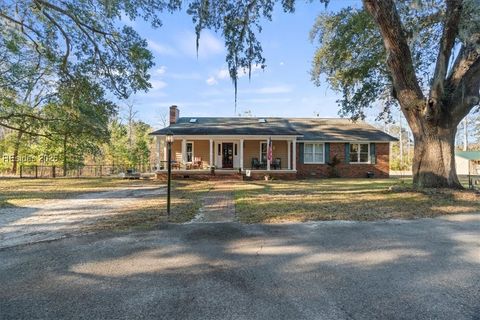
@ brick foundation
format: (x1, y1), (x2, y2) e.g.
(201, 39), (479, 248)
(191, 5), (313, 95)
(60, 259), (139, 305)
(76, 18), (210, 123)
(155, 171), (243, 181)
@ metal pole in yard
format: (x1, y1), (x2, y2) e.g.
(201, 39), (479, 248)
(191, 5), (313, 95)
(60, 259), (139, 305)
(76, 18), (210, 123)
(166, 132), (174, 216)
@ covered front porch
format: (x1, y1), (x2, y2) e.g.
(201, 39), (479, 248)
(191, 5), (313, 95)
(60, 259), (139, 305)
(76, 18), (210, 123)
(154, 135), (298, 173)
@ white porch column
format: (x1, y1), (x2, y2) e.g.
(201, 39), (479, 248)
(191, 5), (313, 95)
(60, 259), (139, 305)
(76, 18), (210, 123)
(209, 139), (213, 167)
(156, 136), (161, 170)
(163, 137), (167, 163)
(287, 140), (291, 170)
(266, 139), (271, 171)
(240, 139), (244, 170)
(181, 139), (187, 166)
(292, 138), (297, 171)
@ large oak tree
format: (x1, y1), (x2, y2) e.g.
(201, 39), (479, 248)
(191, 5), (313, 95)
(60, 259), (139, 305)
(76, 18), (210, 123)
(188, 0), (480, 188)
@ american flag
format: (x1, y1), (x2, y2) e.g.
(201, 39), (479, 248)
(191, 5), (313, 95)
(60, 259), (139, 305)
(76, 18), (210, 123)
(267, 137), (273, 162)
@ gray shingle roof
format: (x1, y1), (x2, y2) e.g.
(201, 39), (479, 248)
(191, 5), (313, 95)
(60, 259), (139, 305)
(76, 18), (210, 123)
(287, 118), (398, 142)
(150, 117), (301, 136)
(150, 117), (397, 142)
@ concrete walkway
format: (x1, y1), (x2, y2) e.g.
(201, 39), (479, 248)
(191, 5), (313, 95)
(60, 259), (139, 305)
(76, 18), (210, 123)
(190, 181), (236, 223)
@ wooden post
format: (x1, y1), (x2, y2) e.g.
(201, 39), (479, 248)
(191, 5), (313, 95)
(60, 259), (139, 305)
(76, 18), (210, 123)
(35, 165), (38, 179)
(287, 140), (291, 170)
(240, 139), (244, 171)
(292, 138), (297, 171)
(52, 166), (56, 178)
(19, 165), (23, 178)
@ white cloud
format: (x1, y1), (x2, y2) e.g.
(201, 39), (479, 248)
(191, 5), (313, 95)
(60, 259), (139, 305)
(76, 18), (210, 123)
(177, 30), (224, 58)
(279, 62), (285, 66)
(150, 79), (167, 90)
(241, 97), (292, 104)
(205, 64), (263, 86)
(240, 85), (293, 95)
(147, 39), (176, 56)
(206, 76), (218, 86)
(155, 66), (167, 75)
(253, 85), (293, 94)
(238, 64), (263, 78)
(216, 68), (230, 80)
(168, 72), (202, 80)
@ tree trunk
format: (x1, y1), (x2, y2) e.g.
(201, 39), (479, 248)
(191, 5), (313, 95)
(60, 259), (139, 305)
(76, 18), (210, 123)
(63, 135), (68, 177)
(412, 125), (462, 189)
(11, 130), (24, 175)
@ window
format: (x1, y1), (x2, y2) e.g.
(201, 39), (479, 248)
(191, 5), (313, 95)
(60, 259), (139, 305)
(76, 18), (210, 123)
(186, 142), (193, 162)
(350, 143), (369, 163)
(218, 144), (221, 156)
(304, 143), (324, 163)
(260, 142), (267, 163)
(234, 143), (238, 156)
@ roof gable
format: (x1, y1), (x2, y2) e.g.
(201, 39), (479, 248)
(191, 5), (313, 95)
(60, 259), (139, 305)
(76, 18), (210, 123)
(287, 118), (397, 142)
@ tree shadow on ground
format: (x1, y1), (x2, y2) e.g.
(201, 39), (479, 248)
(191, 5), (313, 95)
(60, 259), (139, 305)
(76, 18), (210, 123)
(1, 217), (479, 319)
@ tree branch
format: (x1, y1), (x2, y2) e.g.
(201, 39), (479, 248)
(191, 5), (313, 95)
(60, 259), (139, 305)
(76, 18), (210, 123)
(362, 0), (424, 113)
(451, 57), (480, 122)
(430, 0), (462, 105)
(447, 43), (480, 90)
(0, 121), (52, 138)
(36, 5), (71, 71)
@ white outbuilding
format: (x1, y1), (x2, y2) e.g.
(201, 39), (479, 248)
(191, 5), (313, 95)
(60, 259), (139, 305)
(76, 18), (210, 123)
(455, 151), (480, 176)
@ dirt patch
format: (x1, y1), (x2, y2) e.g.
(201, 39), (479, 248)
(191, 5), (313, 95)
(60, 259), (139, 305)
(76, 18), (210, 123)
(0, 185), (166, 249)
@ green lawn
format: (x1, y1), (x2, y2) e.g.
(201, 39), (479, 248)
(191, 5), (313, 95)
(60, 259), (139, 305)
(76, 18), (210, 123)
(234, 178), (480, 223)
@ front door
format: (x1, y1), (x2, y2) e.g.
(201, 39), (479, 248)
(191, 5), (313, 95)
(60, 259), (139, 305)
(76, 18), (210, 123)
(222, 143), (234, 168)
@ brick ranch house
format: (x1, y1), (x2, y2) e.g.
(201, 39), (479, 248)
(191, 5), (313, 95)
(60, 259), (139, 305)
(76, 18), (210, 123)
(151, 106), (397, 180)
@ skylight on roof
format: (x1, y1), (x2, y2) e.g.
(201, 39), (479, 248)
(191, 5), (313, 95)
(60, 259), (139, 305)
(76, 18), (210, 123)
(189, 118), (197, 123)
(258, 118), (266, 123)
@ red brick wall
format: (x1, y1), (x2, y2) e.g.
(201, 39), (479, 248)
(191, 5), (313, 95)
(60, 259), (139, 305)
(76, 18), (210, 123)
(296, 142), (390, 178)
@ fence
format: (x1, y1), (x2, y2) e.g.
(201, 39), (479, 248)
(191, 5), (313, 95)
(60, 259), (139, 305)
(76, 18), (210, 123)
(18, 164), (155, 178)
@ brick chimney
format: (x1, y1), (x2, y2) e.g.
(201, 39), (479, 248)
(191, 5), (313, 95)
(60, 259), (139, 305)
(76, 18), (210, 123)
(169, 105), (179, 125)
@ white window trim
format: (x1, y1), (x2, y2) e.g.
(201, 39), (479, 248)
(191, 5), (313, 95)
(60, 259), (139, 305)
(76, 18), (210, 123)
(303, 143), (325, 164)
(259, 141), (268, 163)
(186, 141), (194, 163)
(349, 142), (370, 164)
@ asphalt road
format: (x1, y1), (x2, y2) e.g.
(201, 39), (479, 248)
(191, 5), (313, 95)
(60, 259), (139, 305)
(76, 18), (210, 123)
(1, 214), (479, 320)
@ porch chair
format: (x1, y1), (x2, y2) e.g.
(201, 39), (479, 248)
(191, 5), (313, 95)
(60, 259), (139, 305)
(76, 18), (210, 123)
(171, 160), (181, 170)
(272, 158), (281, 170)
(251, 158), (261, 169)
(193, 157), (202, 169)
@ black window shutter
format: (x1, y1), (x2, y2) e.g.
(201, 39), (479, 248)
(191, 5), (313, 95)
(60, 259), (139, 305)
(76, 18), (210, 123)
(299, 142), (304, 164)
(344, 143), (350, 164)
(325, 143), (330, 163)
(370, 143), (376, 164)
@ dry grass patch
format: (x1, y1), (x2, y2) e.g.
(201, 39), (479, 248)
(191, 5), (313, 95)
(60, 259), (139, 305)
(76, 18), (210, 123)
(81, 180), (213, 231)
(0, 178), (158, 208)
(0, 178), (212, 230)
(234, 179), (480, 223)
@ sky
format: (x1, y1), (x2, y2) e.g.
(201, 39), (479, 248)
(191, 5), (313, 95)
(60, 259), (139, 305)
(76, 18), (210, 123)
(120, 1), (373, 129)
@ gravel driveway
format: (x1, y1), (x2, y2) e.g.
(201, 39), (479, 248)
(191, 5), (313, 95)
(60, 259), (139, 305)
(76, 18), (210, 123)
(1, 214), (479, 319)
(0, 185), (165, 249)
